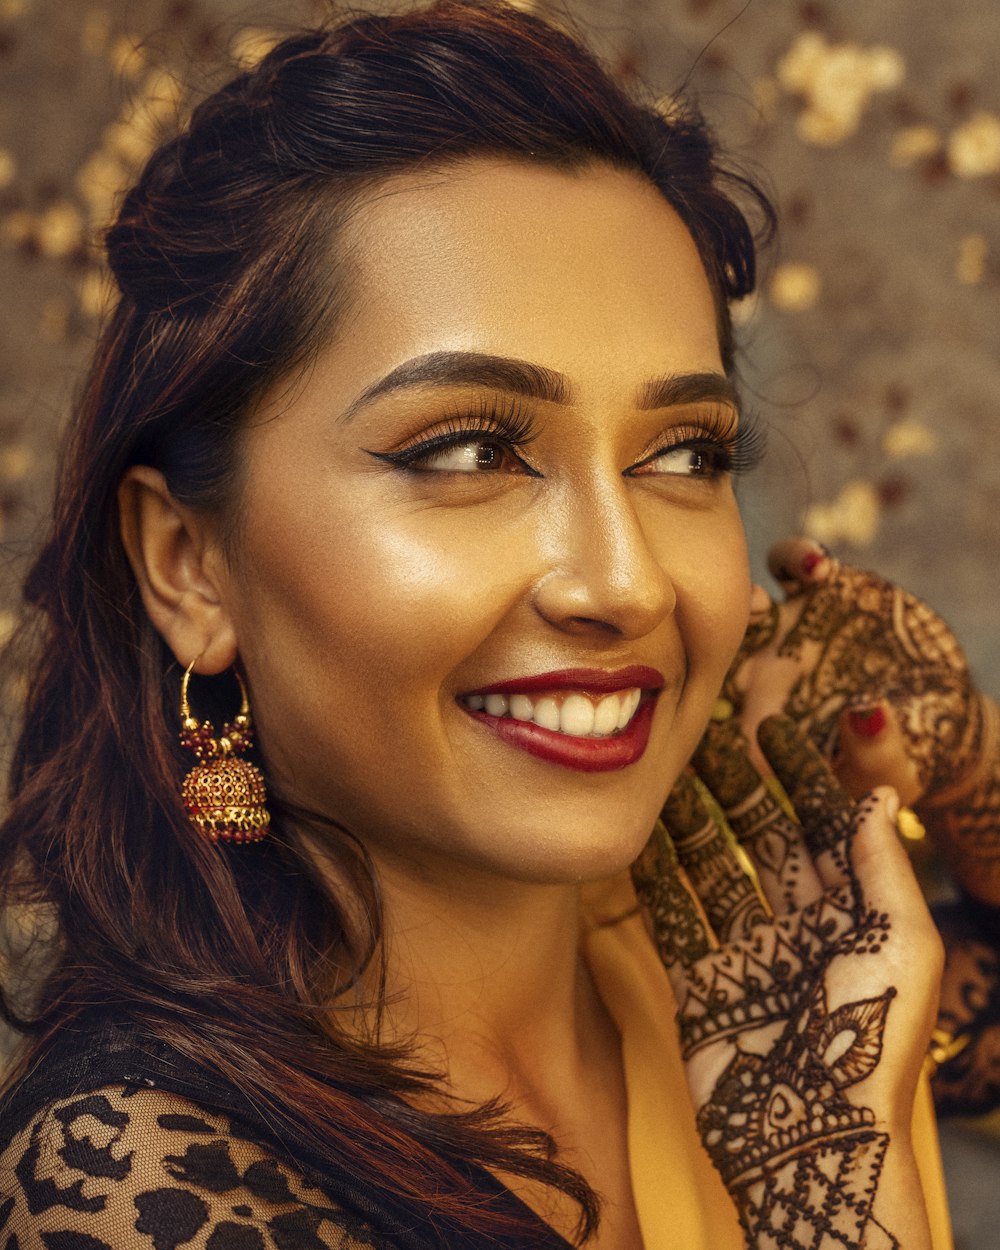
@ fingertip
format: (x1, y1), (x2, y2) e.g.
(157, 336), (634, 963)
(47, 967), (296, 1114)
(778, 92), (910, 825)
(876, 784), (900, 825)
(835, 702), (924, 806)
(845, 702), (888, 740)
(766, 537), (835, 593)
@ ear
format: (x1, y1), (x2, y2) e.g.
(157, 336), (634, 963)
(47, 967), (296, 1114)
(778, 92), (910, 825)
(118, 465), (237, 674)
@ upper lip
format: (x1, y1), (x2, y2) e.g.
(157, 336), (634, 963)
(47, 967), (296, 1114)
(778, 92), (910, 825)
(463, 666), (665, 697)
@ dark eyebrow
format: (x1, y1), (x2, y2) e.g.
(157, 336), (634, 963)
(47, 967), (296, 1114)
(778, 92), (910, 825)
(339, 350), (571, 422)
(637, 372), (739, 412)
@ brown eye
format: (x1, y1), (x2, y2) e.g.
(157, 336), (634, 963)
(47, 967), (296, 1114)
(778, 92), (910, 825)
(412, 438), (520, 472)
(633, 443), (727, 477)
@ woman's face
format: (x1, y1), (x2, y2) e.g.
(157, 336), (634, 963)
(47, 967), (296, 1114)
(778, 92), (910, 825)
(219, 159), (751, 889)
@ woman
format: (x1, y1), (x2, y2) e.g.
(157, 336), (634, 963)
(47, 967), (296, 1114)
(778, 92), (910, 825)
(0, 3), (946, 1247)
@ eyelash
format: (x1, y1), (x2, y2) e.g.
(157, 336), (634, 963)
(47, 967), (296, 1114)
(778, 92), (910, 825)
(364, 396), (539, 472)
(364, 399), (767, 479)
(630, 406), (767, 479)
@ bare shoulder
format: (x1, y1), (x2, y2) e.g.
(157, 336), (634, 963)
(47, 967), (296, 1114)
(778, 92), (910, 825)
(0, 1083), (386, 1249)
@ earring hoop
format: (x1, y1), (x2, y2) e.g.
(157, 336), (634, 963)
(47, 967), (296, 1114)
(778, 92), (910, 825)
(178, 659), (270, 844)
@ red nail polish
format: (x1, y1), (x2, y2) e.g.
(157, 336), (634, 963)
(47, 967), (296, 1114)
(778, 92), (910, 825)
(848, 706), (886, 738)
(801, 552), (823, 576)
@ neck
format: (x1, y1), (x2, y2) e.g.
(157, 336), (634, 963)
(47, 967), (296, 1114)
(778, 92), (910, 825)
(359, 852), (612, 1114)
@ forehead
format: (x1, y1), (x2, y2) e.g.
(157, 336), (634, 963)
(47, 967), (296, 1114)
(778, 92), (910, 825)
(333, 158), (723, 394)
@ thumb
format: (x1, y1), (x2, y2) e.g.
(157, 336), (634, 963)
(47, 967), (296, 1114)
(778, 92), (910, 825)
(834, 700), (923, 807)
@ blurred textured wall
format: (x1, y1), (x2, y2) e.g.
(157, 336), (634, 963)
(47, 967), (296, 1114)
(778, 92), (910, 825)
(0, 0), (998, 696)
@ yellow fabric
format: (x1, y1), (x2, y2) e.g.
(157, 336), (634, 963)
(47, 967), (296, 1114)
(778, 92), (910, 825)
(580, 873), (955, 1250)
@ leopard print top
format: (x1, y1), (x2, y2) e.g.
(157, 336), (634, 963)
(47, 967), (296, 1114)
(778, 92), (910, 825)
(1, 1083), (388, 1250)
(0, 1016), (571, 1250)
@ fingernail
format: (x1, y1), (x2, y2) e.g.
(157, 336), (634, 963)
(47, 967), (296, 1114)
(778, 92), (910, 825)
(800, 542), (830, 578)
(884, 789), (900, 823)
(848, 705), (887, 738)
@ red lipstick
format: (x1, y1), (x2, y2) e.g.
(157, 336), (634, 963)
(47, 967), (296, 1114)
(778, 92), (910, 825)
(460, 667), (664, 773)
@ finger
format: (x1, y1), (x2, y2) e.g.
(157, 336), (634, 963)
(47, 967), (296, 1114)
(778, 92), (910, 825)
(631, 819), (713, 989)
(834, 699), (923, 806)
(757, 714), (857, 888)
(660, 769), (770, 941)
(767, 536), (837, 597)
(691, 717), (824, 913)
(848, 787), (943, 1027)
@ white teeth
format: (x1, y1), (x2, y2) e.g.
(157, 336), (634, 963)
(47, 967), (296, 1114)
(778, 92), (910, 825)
(616, 689), (640, 729)
(532, 696), (561, 732)
(509, 693), (534, 721)
(463, 687), (644, 738)
(592, 693), (621, 736)
(560, 693), (595, 737)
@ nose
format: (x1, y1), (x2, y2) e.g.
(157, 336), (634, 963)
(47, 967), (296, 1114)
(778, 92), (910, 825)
(532, 477), (677, 639)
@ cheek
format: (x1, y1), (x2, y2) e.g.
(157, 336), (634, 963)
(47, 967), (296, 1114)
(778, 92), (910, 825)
(231, 484), (529, 722)
(672, 508), (751, 681)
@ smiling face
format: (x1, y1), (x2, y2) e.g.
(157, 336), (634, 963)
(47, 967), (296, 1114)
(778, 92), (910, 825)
(216, 159), (753, 889)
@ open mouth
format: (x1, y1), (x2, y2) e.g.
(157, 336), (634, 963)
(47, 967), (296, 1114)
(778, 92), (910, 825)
(459, 688), (642, 739)
(457, 667), (663, 772)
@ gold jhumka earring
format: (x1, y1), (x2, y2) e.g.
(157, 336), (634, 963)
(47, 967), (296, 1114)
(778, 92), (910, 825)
(178, 660), (270, 844)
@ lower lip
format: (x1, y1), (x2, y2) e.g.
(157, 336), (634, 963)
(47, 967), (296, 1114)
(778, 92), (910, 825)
(462, 695), (657, 773)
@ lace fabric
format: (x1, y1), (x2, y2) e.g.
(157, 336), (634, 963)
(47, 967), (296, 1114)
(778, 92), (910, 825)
(1, 1083), (388, 1250)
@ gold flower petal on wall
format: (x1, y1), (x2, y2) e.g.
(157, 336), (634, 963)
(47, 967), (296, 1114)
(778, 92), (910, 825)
(804, 480), (882, 548)
(777, 32), (905, 148)
(769, 262), (821, 313)
(890, 125), (942, 169)
(948, 112), (1000, 177)
(882, 420), (939, 460)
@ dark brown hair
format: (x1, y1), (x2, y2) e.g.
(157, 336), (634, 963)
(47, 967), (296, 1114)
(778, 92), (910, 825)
(0, 2), (772, 1241)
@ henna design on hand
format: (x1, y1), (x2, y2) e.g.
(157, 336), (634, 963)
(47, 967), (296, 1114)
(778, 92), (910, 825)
(930, 902), (1000, 1117)
(661, 770), (770, 941)
(692, 719), (815, 913)
(725, 543), (1000, 902)
(634, 718), (900, 1248)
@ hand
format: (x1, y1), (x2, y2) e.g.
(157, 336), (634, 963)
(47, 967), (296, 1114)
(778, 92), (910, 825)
(724, 537), (1000, 904)
(632, 715), (942, 1249)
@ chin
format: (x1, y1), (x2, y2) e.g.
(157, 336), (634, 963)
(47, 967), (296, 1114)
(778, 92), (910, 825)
(495, 808), (663, 886)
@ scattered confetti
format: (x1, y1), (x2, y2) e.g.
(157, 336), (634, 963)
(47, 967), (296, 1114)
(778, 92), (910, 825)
(882, 419), (938, 459)
(769, 262), (821, 312)
(804, 479), (881, 547)
(890, 125), (941, 169)
(777, 32), (904, 147)
(956, 233), (988, 285)
(948, 111), (1000, 177)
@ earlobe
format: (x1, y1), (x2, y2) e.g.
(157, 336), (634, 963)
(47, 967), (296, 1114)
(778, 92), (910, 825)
(118, 465), (237, 674)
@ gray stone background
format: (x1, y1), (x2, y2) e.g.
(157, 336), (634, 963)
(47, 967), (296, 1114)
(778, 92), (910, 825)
(0, 0), (998, 1243)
